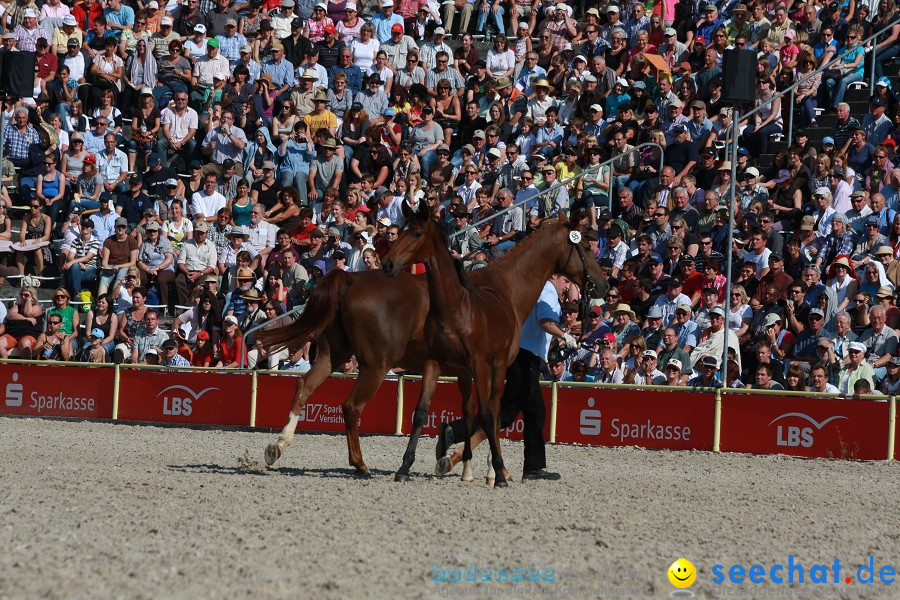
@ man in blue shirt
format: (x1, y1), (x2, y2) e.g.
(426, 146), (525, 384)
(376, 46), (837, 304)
(515, 51), (547, 98)
(372, 0), (404, 43)
(435, 274), (578, 481)
(103, 0), (134, 38)
(329, 47), (364, 93)
(262, 42), (296, 96)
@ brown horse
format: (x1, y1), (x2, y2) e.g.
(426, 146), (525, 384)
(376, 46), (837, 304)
(382, 204), (607, 486)
(256, 216), (607, 478)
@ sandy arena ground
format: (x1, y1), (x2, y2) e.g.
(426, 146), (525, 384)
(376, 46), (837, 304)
(2, 416), (900, 600)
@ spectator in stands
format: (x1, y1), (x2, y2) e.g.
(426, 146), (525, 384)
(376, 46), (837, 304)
(131, 309), (169, 363)
(176, 221), (217, 305)
(688, 355), (723, 389)
(0, 287), (44, 359)
(16, 199), (53, 277)
(216, 314), (245, 367)
(159, 337), (190, 368)
(84, 293), (117, 358)
(99, 217), (139, 295)
(137, 221), (176, 316)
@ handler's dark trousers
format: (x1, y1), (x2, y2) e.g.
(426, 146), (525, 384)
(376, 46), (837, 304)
(446, 348), (547, 473)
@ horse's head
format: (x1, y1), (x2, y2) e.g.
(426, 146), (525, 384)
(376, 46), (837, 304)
(382, 199), (437, 277)
(549, 213), (609, 300)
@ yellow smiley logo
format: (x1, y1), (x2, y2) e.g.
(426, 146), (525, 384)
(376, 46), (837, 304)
(668, 558), (697, 589)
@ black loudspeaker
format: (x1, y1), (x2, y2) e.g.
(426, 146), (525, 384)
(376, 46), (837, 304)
(722, 49), (756, 104)
(0, 51), (37, 99)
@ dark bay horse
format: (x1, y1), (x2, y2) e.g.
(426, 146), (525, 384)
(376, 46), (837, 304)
(382, 204), (607, 486)
(256, 216), (607, 478)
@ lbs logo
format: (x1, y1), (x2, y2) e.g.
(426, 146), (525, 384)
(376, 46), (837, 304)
(771, 412), (847, 448)
(159, 385), (219, 416)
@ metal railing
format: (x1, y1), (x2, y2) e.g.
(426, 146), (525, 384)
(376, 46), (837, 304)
(778, 15), (900, 148)
(450, 143), (665, 240)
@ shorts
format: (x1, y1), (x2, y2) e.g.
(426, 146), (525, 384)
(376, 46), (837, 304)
(2, 334), (36, 349)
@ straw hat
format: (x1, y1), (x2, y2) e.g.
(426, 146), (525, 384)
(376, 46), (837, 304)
(612, 303), (636, 320)
(533, 78), (554, 92)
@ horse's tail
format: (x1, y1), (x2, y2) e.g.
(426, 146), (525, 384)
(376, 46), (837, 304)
(255, 269), (352, 352)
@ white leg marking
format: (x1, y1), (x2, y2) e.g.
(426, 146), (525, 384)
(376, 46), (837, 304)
(461, 460), (474, 482)
(280, 412), (300, 448)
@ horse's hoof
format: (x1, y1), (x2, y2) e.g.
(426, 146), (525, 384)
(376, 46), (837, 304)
(354, 468), (372, 478)
(394, 473), (410, 482)
(486, 477), (495, 487)
(494, 480), (509, 489)
(264, 444), (281, 466)
(434, 456), (452, 476)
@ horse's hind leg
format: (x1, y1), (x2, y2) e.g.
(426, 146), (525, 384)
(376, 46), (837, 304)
(265, 351), (333, 466)
(342, 366), (387, 477)
(460, 373), (478, 483)
(395, 359), (439, 482)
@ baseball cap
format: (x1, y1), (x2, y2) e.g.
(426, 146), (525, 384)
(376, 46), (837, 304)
(701, 355), (719, 368)
(391, 23), (403, 33)
(823, 137), (835, 146)
(90, 328), (105, 339)
(224, 315), (239, 326)
(194, 23), (207, 33)
(194, 221), (209, 232)
(666, 358), (682, 371)
(207, 39), (219, 48)
(642, 349), (658, 359)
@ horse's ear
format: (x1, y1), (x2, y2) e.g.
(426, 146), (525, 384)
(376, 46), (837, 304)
(417, 196), (431, 220)
(558, 210), (568, 225)
(402, 199), (414, 222)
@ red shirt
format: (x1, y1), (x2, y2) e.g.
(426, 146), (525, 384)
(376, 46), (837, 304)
(291, 222), (316, 244)
(681, 271), (706, 300)
(218, 336), (246, 366)
(37, 52), (57, 81)
(191, 346), (215, 367)
(72, 3), (103, 30)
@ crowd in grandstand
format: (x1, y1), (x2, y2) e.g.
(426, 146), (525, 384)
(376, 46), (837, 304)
(0, 0), (899, 391)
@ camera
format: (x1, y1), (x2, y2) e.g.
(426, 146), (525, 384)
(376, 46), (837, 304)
(581, 341), (594, 350)
(777, 299), (788, 308)
(327, 235), (337, 244)
(220, 126), (228, 134)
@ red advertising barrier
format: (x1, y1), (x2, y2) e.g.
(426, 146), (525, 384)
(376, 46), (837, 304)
(0, 363), (114, 419)
(117, 369), (252, 426)
(554, 387), (716, 449)
(255, 374), (398, 434)
(720, 393), (890, 460)
(399, 378), (551, 441)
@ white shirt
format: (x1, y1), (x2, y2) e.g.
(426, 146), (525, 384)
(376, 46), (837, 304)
(96, 148), (129, 184)
(161, 106), (199, 145)
(191, 190), (227, 220)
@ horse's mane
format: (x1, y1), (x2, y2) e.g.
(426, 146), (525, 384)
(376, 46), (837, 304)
(481, 220), (567, 273)
(435, 216), (475, 290)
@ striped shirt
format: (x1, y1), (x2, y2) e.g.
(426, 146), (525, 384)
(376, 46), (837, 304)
(69, 236), (102, 269)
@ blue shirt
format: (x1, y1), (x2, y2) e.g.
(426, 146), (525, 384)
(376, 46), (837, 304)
(516, 65), (547, 97)
(686, 118), (713, 143)
(519, 281), (560, 359)
(372, 12), (404, 43)
(329, 64), (364, 93)
(262, 57), (296, 89)
(104, 5), (135, 33)
(216, 32), (247, 66)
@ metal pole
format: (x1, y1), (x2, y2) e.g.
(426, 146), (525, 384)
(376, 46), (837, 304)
(713, 388), (722, 452)
(549, 381), (558, 443)
(720, 103), (739, 385)
(787, 88), (795, 148)
(870, 40), (878, 90)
